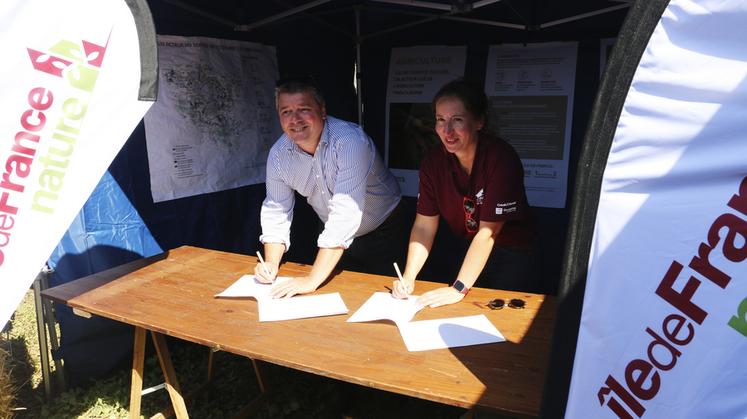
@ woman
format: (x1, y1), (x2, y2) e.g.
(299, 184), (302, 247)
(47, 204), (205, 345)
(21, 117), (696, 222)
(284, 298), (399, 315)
(392, 80), (537, 307)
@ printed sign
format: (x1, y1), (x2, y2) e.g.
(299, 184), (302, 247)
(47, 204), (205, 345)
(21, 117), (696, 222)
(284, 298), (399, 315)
(0, 0), (155, 328)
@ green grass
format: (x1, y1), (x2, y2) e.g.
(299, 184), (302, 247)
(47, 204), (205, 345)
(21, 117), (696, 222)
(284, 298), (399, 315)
(2, 290), (516, 418)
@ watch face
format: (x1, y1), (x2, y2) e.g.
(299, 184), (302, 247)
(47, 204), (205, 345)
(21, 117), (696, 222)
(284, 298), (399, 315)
(453, 280), (466, 292)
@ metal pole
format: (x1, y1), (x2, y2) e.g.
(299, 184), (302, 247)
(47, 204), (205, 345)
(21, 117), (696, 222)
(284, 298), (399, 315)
(39, 265), (65, 391)
(32, 271), (51, 398)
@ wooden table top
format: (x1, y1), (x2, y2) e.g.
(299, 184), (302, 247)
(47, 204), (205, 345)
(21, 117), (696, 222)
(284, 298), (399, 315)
(42, 245), (556, 418)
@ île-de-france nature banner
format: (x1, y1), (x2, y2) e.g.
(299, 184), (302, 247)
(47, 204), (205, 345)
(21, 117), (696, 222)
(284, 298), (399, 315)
(0, 0), (156, 329)
(563, 0), (747, 418)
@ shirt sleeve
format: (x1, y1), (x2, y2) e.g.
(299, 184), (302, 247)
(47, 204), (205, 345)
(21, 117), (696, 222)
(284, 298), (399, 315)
(479, 143), (526, 223)
(316, 131), (371, 249)
(259, 147), (295, 250)
(416, 152), (440, 216)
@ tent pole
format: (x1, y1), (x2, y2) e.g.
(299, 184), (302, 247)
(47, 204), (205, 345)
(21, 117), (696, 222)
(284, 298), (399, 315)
(160, 0), (237, 28)
(355, 6), (363, 126)
(235, 0), (332, 32)
(33, 271), (52, 398)
(539, 4), (630, 29)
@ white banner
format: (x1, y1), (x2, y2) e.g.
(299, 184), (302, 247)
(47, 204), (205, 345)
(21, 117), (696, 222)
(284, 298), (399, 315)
(0, 0), (155, 328)
(384, 46), (466, 197)
(484, 42), (577, 208)
(144, 35), (280, 203)
(567, 1), (747, 418)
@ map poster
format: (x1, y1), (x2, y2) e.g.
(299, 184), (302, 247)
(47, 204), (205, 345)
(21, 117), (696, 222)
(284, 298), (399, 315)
(485, 42), (578, 208)
(144, 35), (280, 202)
(385, 46), (466, 197)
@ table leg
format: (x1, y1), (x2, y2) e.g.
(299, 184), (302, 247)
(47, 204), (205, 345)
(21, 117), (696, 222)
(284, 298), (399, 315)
(129, 327), (146, 419)
(151, 331), (190, 419)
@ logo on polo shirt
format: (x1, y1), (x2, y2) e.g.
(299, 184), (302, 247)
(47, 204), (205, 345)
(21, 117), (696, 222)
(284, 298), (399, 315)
(495, 201), (517, 215)
(475, 188), (484, 205)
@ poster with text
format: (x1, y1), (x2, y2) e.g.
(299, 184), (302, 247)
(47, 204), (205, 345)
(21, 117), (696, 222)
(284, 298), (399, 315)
(144, 35), (280, 202)
(385, 46), (466, 196)
(484, 42), (578, 208)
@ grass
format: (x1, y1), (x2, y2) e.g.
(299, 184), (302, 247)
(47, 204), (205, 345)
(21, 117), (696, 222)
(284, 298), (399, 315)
(0, 347), (15, 419)
(2, 290), (516, 419)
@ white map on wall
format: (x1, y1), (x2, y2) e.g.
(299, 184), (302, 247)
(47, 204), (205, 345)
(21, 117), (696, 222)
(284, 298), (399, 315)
(144, 35), (280, 202)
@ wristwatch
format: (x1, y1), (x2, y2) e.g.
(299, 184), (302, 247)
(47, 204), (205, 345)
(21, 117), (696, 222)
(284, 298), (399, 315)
(452, 280), (470, 295)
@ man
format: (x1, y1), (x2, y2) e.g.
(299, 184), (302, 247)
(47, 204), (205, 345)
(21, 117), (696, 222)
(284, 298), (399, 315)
(254, 76), (405, 298)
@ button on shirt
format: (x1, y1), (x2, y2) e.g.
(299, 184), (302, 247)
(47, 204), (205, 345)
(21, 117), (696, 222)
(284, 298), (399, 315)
(260, 116), (401, 250)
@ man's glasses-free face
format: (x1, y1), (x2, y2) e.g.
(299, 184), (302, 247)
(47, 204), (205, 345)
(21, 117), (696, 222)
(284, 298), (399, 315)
(488, 298), (526, 310)
(463, 197), (477, 233)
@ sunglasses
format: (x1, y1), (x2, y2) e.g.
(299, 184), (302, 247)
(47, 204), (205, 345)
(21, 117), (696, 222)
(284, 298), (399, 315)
(487, 298), (525, 310)
(463, 197), (477, 233)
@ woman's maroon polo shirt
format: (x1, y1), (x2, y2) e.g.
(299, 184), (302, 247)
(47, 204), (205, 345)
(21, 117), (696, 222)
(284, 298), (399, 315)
(416, 135), (534, 249)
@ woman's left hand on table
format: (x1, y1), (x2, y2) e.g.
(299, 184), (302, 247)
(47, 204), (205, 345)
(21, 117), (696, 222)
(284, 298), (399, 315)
(416, 286), (465, 308)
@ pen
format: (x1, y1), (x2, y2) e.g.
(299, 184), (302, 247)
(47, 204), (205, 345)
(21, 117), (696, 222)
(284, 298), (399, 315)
(256, 251), (271, 280)
(393, 262), (409, 298)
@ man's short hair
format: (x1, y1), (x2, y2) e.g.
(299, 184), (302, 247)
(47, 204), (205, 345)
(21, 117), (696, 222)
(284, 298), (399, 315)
(275, 75), (325, 108)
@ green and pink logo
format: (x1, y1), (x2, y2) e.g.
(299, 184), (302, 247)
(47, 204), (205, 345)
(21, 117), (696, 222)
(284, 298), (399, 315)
(27, 34), (110, 92)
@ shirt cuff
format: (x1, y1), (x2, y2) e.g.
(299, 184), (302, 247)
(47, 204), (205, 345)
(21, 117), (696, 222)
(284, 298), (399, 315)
(317, 230), (355, 249)
(259, 234), (291, 251)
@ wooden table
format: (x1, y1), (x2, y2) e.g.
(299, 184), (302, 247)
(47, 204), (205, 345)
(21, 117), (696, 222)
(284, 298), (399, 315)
(42, 245), (556, 418)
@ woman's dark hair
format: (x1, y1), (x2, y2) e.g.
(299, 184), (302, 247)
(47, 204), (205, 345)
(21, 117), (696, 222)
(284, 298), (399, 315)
(432, 79), (488, 120)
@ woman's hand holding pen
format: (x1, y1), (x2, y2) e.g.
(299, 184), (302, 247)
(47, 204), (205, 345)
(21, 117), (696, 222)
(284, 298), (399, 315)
(391, 279), (414, 299)
(391, 262), (414, 299)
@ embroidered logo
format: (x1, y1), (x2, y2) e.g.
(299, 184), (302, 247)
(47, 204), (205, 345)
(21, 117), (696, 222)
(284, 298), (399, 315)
(475, 188), (484, 206)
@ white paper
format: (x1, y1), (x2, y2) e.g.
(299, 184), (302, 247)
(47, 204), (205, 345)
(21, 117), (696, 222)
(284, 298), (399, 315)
(215, 275), (348, 322)
(214, 274), (291, 299)
(347, 292), (423, 326)
(399, 315), (505, 352)
(257, 293), (348, 322)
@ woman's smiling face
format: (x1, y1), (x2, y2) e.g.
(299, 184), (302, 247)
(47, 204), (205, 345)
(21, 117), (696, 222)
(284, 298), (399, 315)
(434, 96), (484, 156)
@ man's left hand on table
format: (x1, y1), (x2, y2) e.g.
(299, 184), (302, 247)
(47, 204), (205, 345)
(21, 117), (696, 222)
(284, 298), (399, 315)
(269, 276), (322, 298)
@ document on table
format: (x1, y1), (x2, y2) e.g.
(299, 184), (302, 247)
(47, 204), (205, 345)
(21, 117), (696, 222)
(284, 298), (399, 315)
(399, 314), (505, 352)
(214, 274), (291, 299)
(347, 292), (423, 326)
(215, 275), (349, 322)
(257, 293), (348, 322)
